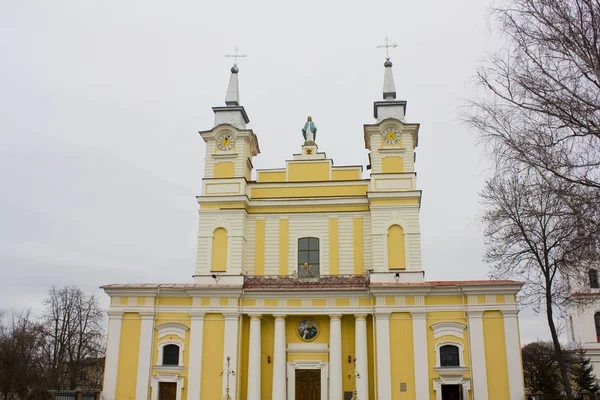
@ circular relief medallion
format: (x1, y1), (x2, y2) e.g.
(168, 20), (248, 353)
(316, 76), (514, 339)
(297, 318), (319, 342)
(381, 127), (400, 145)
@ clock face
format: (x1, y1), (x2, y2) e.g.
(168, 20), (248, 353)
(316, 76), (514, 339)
(382, 128), (400, 145)
(216, 133), (235, 151)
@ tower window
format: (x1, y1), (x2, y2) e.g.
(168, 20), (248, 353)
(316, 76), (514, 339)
(162, 344), (180, 366)
(590, 269), (599, 289)
(298, 237), (319, 277)
(439, 345), (460, 367)
(595, 313), (600, 343)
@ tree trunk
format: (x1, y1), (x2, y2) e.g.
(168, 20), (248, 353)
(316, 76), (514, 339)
(546, 285), (574, 400)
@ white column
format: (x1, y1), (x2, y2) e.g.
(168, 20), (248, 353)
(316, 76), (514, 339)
(503, 310), (524, 399)
(102, 311), (123, 400)
(355, 314), (369, 400)
(247, 314), (262, 400)
(468, 311), (489, 400)
(187, 312), (206, 400)
(136, 312), (155, 400)
(411, 311), (429, 400)
(222, 313), (241, 399)
(329, 314), (343, 400)
(272, 314), (287, 399)
(375, 312), (391, 399)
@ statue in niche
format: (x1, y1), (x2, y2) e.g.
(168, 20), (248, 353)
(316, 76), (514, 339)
(302, 116), (317, 145)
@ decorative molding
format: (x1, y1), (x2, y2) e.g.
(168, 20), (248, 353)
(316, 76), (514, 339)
(434, 341), (465, 368)
(431, 322), (466, 340)
(150, 374), (184, 400)
(286, 360), (328, 400)
(157, 340), (185, 367)
(156, 323), (189, 340)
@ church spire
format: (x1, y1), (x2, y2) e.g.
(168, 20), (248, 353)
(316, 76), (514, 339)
(373, 37), (406, 122)
(382, 58), (396, 100)
(212, 48), (250, 129)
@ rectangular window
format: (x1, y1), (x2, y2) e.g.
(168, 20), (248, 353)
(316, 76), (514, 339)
(298, 237), (319, 277)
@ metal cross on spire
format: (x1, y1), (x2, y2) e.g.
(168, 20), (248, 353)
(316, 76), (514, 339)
(224, 46), (247, 66)
(376, 36), (398, 59)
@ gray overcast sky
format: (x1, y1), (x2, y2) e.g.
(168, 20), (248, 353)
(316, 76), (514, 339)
(0, 0), (550, 343)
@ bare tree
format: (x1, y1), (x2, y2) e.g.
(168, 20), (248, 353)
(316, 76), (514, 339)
(481, 169), (595, 399)
(0, 309), (48, 400)
(467, 0), (600, 190)
(41, 286), (105, 390)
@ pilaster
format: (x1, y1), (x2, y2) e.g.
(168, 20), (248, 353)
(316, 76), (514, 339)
(272, 314), (287, 399)
(375, 312), (392, 399)
(247, 314), (262, 400)
(222, 313), (240, 398)
(355, 314), (369, 400)
(503, 310), (525, 399)
(411, 311), (429, 399)
(329, 314), (343, 400)
(467, 310), (489, 400)
(102, 311), (123, 400)
(187, 312), (206, 400)
(135, 312), (155, 400)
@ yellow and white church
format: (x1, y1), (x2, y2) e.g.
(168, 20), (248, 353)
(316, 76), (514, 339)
(101, 56), (525, 400)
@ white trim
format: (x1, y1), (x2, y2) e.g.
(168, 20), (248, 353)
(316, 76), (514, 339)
(431, 321), (466, 340)
(156, 322), (189, 340)
(375, 313), (392, 399)
(412, 311), (429, 399)
(157, 340), (185, 367)
(434, 341), (465, 368)
(503, 310), (525, 399)
(135, 314), (155, 400)
(433, 375), (471, 400)
(467, 311), (489, 400)
(102, 312), (123, 400)
(286, 360), (329, 400)
(150, 374), (184, 400)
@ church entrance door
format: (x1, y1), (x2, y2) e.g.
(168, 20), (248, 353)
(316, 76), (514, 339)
(295, 369), (321, 400)
(159, 382), (177, 400)
(441, 384), (463, 400)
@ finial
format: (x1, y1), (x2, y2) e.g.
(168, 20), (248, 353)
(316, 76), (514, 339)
(384, 58), (393, 68)
(231, 65), (239, 74)
(224, 46), (247, 67)
(377, 36), (398, 60)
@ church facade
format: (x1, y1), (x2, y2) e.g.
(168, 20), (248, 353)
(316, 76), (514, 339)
(101, 57), (525, 400)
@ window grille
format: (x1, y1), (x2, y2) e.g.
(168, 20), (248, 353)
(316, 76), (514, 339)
(439, 345), (460, 367)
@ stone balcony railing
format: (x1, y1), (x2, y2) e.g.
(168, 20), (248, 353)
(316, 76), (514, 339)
(243, 274), (370, 289)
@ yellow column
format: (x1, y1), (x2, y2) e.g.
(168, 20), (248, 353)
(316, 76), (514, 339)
(255, 219), (265, 275)
(329, 217), (339, 275)
(279, 218), (289, 275)
(353, 217), (364, 274)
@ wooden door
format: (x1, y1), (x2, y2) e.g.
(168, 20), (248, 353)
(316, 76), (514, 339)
(295, 369), (321, 400)
(159, 382), (177, 400)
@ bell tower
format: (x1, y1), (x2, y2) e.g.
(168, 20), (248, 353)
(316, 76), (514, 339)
(363, 40), (423, 277)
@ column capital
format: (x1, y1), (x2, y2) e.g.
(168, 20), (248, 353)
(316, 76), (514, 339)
(189, 311), (206, 320)
(467, 310), (484, 319)
(273, 314), (287, 320)
(374, 312), (390, 320)
(410, 311), (427, 319)
(329, 314), (342, 320)
(139, 311), (155, 320)
(354, 313), (368, 320)
(248, 313), (262, 320)
(107, 310), (124, 319)
(501, 309), (519, 318)
(223, 312), (241, 321)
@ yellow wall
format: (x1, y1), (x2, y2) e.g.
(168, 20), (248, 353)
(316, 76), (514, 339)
(390, 313), (415, 399)
(483, 311), (509, 399)
(214, 162), (235, 178)
(341, 316), (357, 394)
(329, 218), (339, 275)
(211, 227), (228, 272)
(261, 316), (275, 400)
(116, 313), (141, 400)
(201, 314), (225, 399)
(332, 169), (361, 181)
(382, 156), (404, 173)
(279, 218), (288, 275)
(387, 225), (406, 269)
(251, 184), (368, 199)
(353, 217), (364, 274)
(239, 315), (250, 400)
(255, 219), (265, 275)
(288, 162), (330, 182)
(258, 171), (286, 182)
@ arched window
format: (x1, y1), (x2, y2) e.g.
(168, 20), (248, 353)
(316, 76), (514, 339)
(162, 344), (180, 366)
(298, 237), (319, 277)
(211, 227), (228, 272)
(590, 269), (599, 289)
(439, 345), (460, 367)
(595, 313), (600, 343)
(387, 224), (406, 270)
